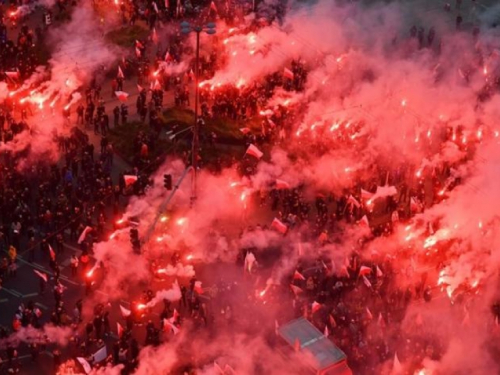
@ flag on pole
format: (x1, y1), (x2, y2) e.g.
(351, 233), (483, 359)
(210, 1), (217, 12)
(362, 275), (372, 288)
(290, 284), (303, 296)
(135, 40), (144, 49)
(117, 322), (124, 338)
(377, 313), (385, 328)
(124, 175), (138, 187)
(347, 195), (360, 208)
(49, 245), (56, 261)
(153, 79), (162, 91)
(5, 71), (20, 79)
(115, 91), (129, 102)
(376, 266), (383, 277)
(137, 84), (144, 92)
(135, 47), (141, 58)
(410, 197), (420, 212)
(152, 1), (159, 13)
(214, 361), (224, 374)
(366, 307), (373, 320)
(275, 179), (290, 189)
(293, 270), (306, 280)
(359, 215), (370, 227)
(283, 67), (294, 80)
(224, 365), (236, 374)
(78, 226), (92, 244)
(271, 218), (288, 234)
(76, 357), (92, 374)
(244, 252), (256, 273)
(171, 308), (180, 322)
(338, 265), (350, 277)
(361, 189), (373, 200)
(393, 353), (403, 374)
(329, 314), (337, 327)
(194, 281), (203, 294)
(275, 320), (279, 335)
(312, 301), (321, 313)
(34, 270), (48, 282)
(117, 66), (124, 78)
(92, 345), (107, 363)
(164, 319), (180, 335)
(245, 144), (263, 159)
(165, 51), (172, 62)
(324, 325), (329, 337)
(151, 28), (159, 44)
(359, 265), (371, 276)
(120, 305), (131, 317)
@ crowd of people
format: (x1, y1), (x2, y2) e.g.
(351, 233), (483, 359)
(0, 0), (499, 374)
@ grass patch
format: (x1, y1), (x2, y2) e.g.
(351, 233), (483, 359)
(161, 108), (262, 143)
(105, 25), (149, 48)
(109, 109), (259, 171)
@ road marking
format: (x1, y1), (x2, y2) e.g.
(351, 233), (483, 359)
(0, 354), (32, 364)
(35, 302), (48, 310)
(1, 288), (22, 298)
(17, 256), (80, 286)
(23, 293), (39, 298)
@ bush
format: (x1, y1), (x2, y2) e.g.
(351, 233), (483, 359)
(105, 25), (149, 48)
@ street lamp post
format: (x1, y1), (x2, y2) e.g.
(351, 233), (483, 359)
(180, 21), (216, 205)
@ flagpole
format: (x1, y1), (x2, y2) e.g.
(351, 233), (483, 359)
(180, 21), (216, 205)
(192, 30), (200, 206)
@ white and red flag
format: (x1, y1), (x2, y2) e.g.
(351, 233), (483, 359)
(124, 175), (138, 187)
(359, 265), (371, 276)
(120, 305), (131, 317)
(34, 270), (48, 282)
(115, 91), (129, 102)
(151, 28), (159, 44)
(283, 67), (294, 80)
(49, 245), (56, 261)
(271, 218), (288, 234)
(5, 71), (20, 79)
(76, 357), (92, 374)
(366, 307), (373, 320)
(312, 301), (322, 313)
(290, 284), (303, 296)
(347, 195), (360, 208)
(164, 319), (180, 335)
(117, 66), (124, 78)
(275, 179), (290, 189)
(293, 270), (306, 280)
(359, 215), (369, 227)
(376, 266), (383, 277)
(245, 144), (263, 159)
(117, 322), (124, 338)
(78, 226), (92, 244)
(361, 189), (373, 200)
